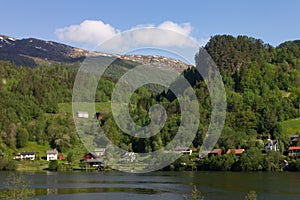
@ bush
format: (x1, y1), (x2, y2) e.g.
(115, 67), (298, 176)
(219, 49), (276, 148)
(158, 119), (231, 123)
(0, 158), (8, 170)
(286, 159), (300, 171)
(48, 160), (59, 171)
(262, 151), (282, 171)
(0, 158), (18, 171)
(5, 160), (18, 171)
(238, 148), (263, 171)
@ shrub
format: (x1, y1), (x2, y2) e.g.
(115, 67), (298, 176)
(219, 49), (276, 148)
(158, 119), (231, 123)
(48, 160), (59, 171)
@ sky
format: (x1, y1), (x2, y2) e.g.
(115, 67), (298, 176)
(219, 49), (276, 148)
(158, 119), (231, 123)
(1, 0), (300, 55)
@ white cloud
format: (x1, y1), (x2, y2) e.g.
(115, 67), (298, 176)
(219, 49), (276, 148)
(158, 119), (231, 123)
(55, 20), (207, 48)
(158, 21), (192, 36)
(55, 20), (120, 45)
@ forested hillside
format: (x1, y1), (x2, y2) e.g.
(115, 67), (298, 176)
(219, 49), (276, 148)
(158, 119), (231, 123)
(205, 35), (300, 147)
(0, 35), (299, 171)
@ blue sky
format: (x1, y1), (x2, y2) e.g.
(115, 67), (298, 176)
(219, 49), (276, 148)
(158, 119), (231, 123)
(1, 0), (299, 49)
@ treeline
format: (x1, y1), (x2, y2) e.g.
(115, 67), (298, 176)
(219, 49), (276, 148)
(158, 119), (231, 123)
(165, 148), (300, 172)
(0, 35), (299, 170)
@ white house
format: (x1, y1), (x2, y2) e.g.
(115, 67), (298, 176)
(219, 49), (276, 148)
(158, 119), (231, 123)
(76, 111), (89, 118)
(123, 152), (136, 162)
(13, 152), (35, 160)
(265, 139), (279, 152)
(174, 147), (193, 155)
(47, 149), (58, 161)
(94, 148), (106, 157)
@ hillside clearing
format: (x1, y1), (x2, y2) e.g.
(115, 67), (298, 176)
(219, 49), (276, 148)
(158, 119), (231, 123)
(281, 117), (300, 135)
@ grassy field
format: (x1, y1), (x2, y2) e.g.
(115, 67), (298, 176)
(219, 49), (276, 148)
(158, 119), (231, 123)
(14, 140), (89, 171)
(17, 160), (49, 171)
(16, 141), (51, 156)
(280, 117), (300, 135)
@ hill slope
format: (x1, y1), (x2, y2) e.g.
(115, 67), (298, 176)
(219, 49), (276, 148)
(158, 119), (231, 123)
(0, 34), (299, 172)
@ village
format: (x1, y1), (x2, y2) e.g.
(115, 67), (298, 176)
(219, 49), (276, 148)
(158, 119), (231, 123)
(11, 133), (300, 171)
(8, 111), (300, 172)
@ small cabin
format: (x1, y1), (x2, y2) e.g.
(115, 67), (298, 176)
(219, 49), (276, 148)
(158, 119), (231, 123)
(288, 146), (300, 157)
(82, 153), (104, 170)
(21, 152), (35, 160)
(76, 111), (89, 118)
(174, 147), (193, 155)
(226, 149), (245, 159)
(83, 153), (98, 160)
(94, 148), (106, 157)
(122, 152), (136, 162)
(85, 158), (104, 168)
(289, 135), (299, 146)
(199, 149), (222, 158)
(47, 149), (58, 161)
(14, 152), (35, 160)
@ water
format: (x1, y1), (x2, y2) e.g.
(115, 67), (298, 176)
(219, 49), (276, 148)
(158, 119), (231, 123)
(0, 171), (300, 200)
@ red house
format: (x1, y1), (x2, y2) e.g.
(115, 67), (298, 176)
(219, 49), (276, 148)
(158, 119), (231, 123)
(226, 149), (245, 159)
(82, 153), (104, 170)
(288, 146), (300, 157)
(83, 153), (98, 160)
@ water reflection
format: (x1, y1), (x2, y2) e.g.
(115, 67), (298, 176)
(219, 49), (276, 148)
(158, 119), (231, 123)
(0, 171), (300, 200)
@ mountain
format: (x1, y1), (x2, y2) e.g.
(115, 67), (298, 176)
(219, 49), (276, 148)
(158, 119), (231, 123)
(0, 34), (192, 72)
(0, 35), (89, 66)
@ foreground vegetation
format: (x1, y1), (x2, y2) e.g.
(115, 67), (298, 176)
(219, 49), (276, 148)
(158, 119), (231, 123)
(0, 174), (37, 199)
(0, 35), (300, 171)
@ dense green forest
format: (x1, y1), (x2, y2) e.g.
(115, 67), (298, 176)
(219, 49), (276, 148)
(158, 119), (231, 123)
(0, 35), (300, 171)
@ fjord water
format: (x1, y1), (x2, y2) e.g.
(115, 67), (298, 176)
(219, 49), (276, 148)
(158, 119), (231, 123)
(0, 171), (300, 200)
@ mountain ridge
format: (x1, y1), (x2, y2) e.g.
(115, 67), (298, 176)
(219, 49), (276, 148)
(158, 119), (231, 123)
(0, 34), (193, 72)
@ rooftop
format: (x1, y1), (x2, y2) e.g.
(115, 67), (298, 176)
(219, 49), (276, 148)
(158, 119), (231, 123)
(226, 149), (245, 154)
(94, 148), (106, 152)
(20, 152), (35, 155)
(210, 149), (222, 154)
(47, 149), (58, 154)
(174, 147), (190, 151)
(85, 158), (104, 163)
(76, 111), (88, 114)
(289, 146), (300, 150)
